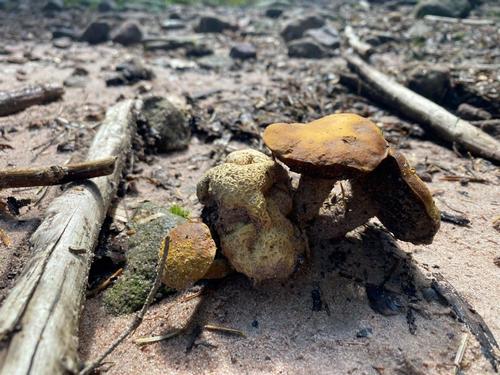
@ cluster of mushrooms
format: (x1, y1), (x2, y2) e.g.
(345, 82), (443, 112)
(158, 113), (440, 288)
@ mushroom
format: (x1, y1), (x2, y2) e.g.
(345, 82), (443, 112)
(196, 149), (306, 282)
(263, 113), (440, 245)
(159, 221), (218, 290)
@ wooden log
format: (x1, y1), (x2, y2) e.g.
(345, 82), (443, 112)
(0, 157), (116, 189)
(344, 54), (500, 162)
(0, 100), (137, 375)
(0, 84), (64, 117)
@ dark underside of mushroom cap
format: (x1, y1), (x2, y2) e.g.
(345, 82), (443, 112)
(366, 152), (440, 245)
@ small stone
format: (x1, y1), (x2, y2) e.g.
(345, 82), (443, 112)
(414, 0), (471, 18)
(98, 0), (116, 12)
(287, 38), (326, 59)
(356, 327), (373, 338)
(304, 26), (340, 49)
(112, 21), (143, 46)
(198, 55), (233, 70)
(142, 96), (190, 152)
(43, 0), (63, 12)
(265, 8), (283, 18)
(230, 42), (257, 60)
(106, 58), (154, 86)
(407, 20), (432, 39)
(281, 15), (325, 42)
(52, 27), (78, 40)
(80, 21), (110, 45)
(195, 16), (236, 33)
(407, 64), (450, 103)
(185, 44), (213, 58)
(53, 37), (72, 49)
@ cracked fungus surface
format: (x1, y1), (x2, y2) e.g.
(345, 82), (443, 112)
(197, 149), (305, 282)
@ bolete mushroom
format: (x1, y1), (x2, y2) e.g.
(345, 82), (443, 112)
(196, 149), (306, 282)
(159, 221), (218, 290)
(263, 113), (440, 245)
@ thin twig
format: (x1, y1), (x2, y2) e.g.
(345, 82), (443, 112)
(204, 324), (246, 337)
(134, 329), (182, 346)
(454, 333), (469, 375)
(79, 236), (171, 375)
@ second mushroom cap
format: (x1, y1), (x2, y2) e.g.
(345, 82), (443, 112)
(263, 113), (389, 178)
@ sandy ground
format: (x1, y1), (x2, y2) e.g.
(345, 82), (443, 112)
(0, 1), (499, 374)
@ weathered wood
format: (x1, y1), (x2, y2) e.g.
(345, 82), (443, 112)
(0, 157), (116, 189)
(0, 100), (137, 375)
(0, 84), (64, 117)
(344, 54), (500, 162)
(344, 26), (373, 58)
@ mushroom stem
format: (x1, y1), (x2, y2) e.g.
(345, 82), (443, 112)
(294, 175), (336, 224)
(305, 178), (378, 241)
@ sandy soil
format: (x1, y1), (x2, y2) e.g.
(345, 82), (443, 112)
(0, 1), (499, 374)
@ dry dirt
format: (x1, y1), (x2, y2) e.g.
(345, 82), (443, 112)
(0, 1), (499, 374)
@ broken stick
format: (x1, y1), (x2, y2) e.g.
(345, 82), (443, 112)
(344, 26), (373, 58)
(0, 157), (116, 189)
(344, 54), (500, 162)
(0, 84), (64, 117)
(0, 100), (137, 375)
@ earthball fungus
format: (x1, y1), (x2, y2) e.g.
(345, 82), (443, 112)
(196, 149), (306, 282)
(263, 113), (440, 245)
(159, 221), (217, 290)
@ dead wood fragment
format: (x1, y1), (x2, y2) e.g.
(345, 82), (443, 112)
(453, 333), (469, 375)
(0, 84), (64, 117)
(0, 100), (137, 375)
(79, 237), (170, 375)
(431, 273), (499, 372)
(344, 26), (373, 58)
(344, 54), (500, 162)
(423, 15), (495, 26)
(0, 157), (116, 189)
(204, 324), (246, 337)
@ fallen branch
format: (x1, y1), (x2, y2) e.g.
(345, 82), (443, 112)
(0, 157), (116, 189)
(423, 15), (495, 26)
(432, 273), (499, 372)
(0, 100), (137, 375)
(344, 26), (373, 58)
(79, 236), (170, 375)
(0, 84), (64, 117)
(344, 54), (500, 162)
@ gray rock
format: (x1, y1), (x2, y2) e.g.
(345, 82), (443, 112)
(287, 38), (326, 59)
(43, 0), (64, 12)
(356, 327), (373, 338)
(161, 19), (186, 30)
(98, 0), (116, 12)
(407, 64), (451, 102)
(142, 96), (190, 152)
(106, 58), (154, 86)
(198, 54), (234, 70)
(195, 16), (237, 33)
(407, 20), (432, 39)
(230, 42), (257, 60)
(185, 43), (213, 58)
(53, 37), (72, 49)
(52, 27), (78, 40)
(265, 8), (283, 18)
(112, 21), (143, 46)
(103, 202), (185, 315)
(80, 21), (110, 45)
(143, 35), (202, 52)
(414, 0), (471, 18)
(304, 26), (340, 49)
(281, 15), (325, 42)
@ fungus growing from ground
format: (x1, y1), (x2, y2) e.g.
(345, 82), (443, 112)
(159, 221), (217, 290)
(196, 149), (306, 282)
(263, 113), (440, 245)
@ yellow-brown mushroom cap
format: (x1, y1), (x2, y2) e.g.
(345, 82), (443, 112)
(367, 149), (441, 245)
(159, 221), (217, 290)
(263, 113), (389, 178)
